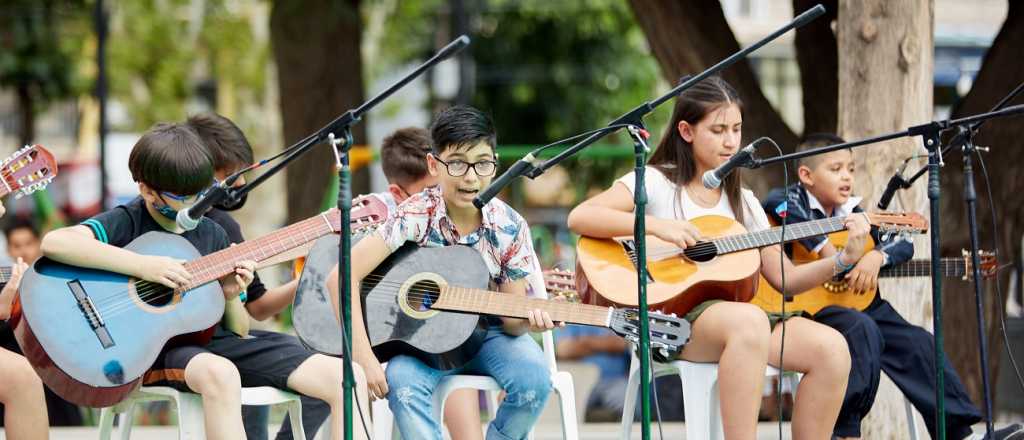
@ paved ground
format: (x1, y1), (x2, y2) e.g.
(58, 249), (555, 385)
(1, 422), (795, 439)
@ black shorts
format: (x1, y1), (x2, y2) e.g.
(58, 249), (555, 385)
(143, 329), (316, 393)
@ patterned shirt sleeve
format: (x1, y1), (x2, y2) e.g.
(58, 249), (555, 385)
(375, 191), (435, 252)
(495, 208), (535, 285)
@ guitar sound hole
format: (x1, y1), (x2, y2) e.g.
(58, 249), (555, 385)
(406, 280), (441, 312)
(137, 282), (175, 307)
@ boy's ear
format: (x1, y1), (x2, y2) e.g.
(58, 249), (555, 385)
(387, 184), (406, 203)
(426, 153), (440, 177)
(137, 182), (157, 201)
(797, 165), (815, 187)
(677, 120), (695, 143)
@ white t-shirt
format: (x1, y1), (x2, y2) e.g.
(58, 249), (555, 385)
(615, 166), (771, 232)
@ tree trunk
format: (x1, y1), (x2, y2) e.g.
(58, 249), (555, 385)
(837, 1), (934, 438)
(16, 84), (35, 147)
(626, 0), (797, 194)
(943, 0), (1024, 415)
(270, 0), (368, 225)
(793, 0), (838, 135)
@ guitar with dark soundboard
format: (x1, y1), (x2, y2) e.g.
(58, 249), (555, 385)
(360, 244), (691, 370)
(11, 197), (388, 407)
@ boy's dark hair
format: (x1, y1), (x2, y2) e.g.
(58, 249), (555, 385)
(380, 127), (432, 186)
(129, 122), (214, 196)
(796, 133), (849, 168)
(430, 105), (497, 155)
(4, 217), (39, 241)
(186, 113), (254, 173)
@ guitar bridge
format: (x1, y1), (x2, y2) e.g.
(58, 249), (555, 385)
(620, 240), (654, 284)
(68, 279), (115, 349)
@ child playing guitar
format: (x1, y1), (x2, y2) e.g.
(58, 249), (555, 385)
(567, 75), (870, 440)
(761, 134), (1023, 440)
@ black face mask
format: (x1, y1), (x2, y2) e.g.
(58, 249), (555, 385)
(214, 193), (248, 211)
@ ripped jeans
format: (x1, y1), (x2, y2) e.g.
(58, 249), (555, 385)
(385, 326), (552, 440)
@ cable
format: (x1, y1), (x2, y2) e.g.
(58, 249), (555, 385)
(647, 346), (666, 440)
(759, 137), (788, 440)
(975, 149), (1024, 393)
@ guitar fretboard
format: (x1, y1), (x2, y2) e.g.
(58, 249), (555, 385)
(881, 258), (966, 278)
(432, 286), (611, 327)
(703, 217), (847, 256)
(0, 267), (10, 284)
(183, 213), (336, 288)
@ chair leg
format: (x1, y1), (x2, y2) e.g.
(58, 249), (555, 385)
(97, 407), (117, 440)
(679, 364), (719, 440)
(175, 392), (206, 440)
(372, 398), (394, 440)
(118, 402), (137, 440)
(905, 397), (919, 440)
(620, 363), (642, 439)
(554, 372), (580, 440)
(287, 398), (306, 440)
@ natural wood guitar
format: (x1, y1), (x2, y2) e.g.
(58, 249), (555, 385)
(749, 230), (998, 314)
(575, 213), (927, 316)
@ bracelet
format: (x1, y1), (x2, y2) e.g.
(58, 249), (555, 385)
(833, 252), (856, 275)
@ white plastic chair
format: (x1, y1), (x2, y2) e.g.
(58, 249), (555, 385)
(619, 350), (920, 439)
(97, 386), (304, 440)
(371, 329), (579, 440)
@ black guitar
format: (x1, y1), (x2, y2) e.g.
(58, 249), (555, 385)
(361, 244), (690, 370)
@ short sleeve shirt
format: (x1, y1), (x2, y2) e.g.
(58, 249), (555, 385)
(616, 166), (772, 231)
(81, 197), (231, 256)
(376, 186), (535, 285)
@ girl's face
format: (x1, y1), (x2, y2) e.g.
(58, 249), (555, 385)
(677, 103), (743, 174)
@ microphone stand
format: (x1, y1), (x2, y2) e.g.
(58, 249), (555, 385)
(747, 103), (1024, 440)
(185, 35), (470, 439)
(869, 81), (1023, 438)
(472, 6), (827, 439)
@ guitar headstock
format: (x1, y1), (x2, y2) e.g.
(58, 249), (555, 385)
(1, 145), (58, 199)
(866, 212), (928, 235)
(543, 268), (579, 302)
(963, 249), (999, 280)
(608, 308), (691, 362)
(323, 194), (390, 234)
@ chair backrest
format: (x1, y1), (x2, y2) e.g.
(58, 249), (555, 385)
(528, 264), (560, 374)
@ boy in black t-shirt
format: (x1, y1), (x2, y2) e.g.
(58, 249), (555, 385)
(187, 112), (334, 440)
(41, 123), (259, 439)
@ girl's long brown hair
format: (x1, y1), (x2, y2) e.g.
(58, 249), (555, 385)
(647, 75), (745, 224)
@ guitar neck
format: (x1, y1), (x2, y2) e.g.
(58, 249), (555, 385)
(432, 286), (612, 328)
(880, 258), (965, 278)
(183, 213), (335, 288)
(708, 217), (847, 255)
(0, 266), (10, 284)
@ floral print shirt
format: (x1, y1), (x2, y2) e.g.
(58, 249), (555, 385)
(376, 185), (535, 286)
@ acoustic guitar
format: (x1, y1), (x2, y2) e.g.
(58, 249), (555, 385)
(12, 198), (388, 407)
(749, 229), (998, 314)
(575, 213), (927, 317)
(361, 244), (691, 370)
(0, 144), (59, 199)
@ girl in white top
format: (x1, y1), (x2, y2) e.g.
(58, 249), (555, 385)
(568, 76), (870, 440)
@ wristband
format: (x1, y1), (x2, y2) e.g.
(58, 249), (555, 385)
(833, 252), (856, 275)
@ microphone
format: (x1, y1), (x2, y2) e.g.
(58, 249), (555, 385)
(877, 161), (911, 210)
(701, 142), (758, 189)
(176, 184), (231, 231)
(472, 153), (537, 209)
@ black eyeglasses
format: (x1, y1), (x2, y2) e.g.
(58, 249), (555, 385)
(435, 157), (497, 177)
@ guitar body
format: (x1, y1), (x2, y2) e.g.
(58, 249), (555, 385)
(13, 232), (225, 407)
(749, 231), (878, 315)
(576, 215), (761, 316)
(292, 234), (362, 356)
(362, 244), (489, 370)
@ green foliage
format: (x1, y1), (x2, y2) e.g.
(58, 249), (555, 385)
(373, 0), (671, 196)
(108, 0), (268, 131)
(0, 0), (88, 112)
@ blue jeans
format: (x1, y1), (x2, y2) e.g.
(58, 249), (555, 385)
(386, 327), (551, 440)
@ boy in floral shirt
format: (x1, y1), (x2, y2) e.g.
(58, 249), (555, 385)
(334, 105), (554, 440)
